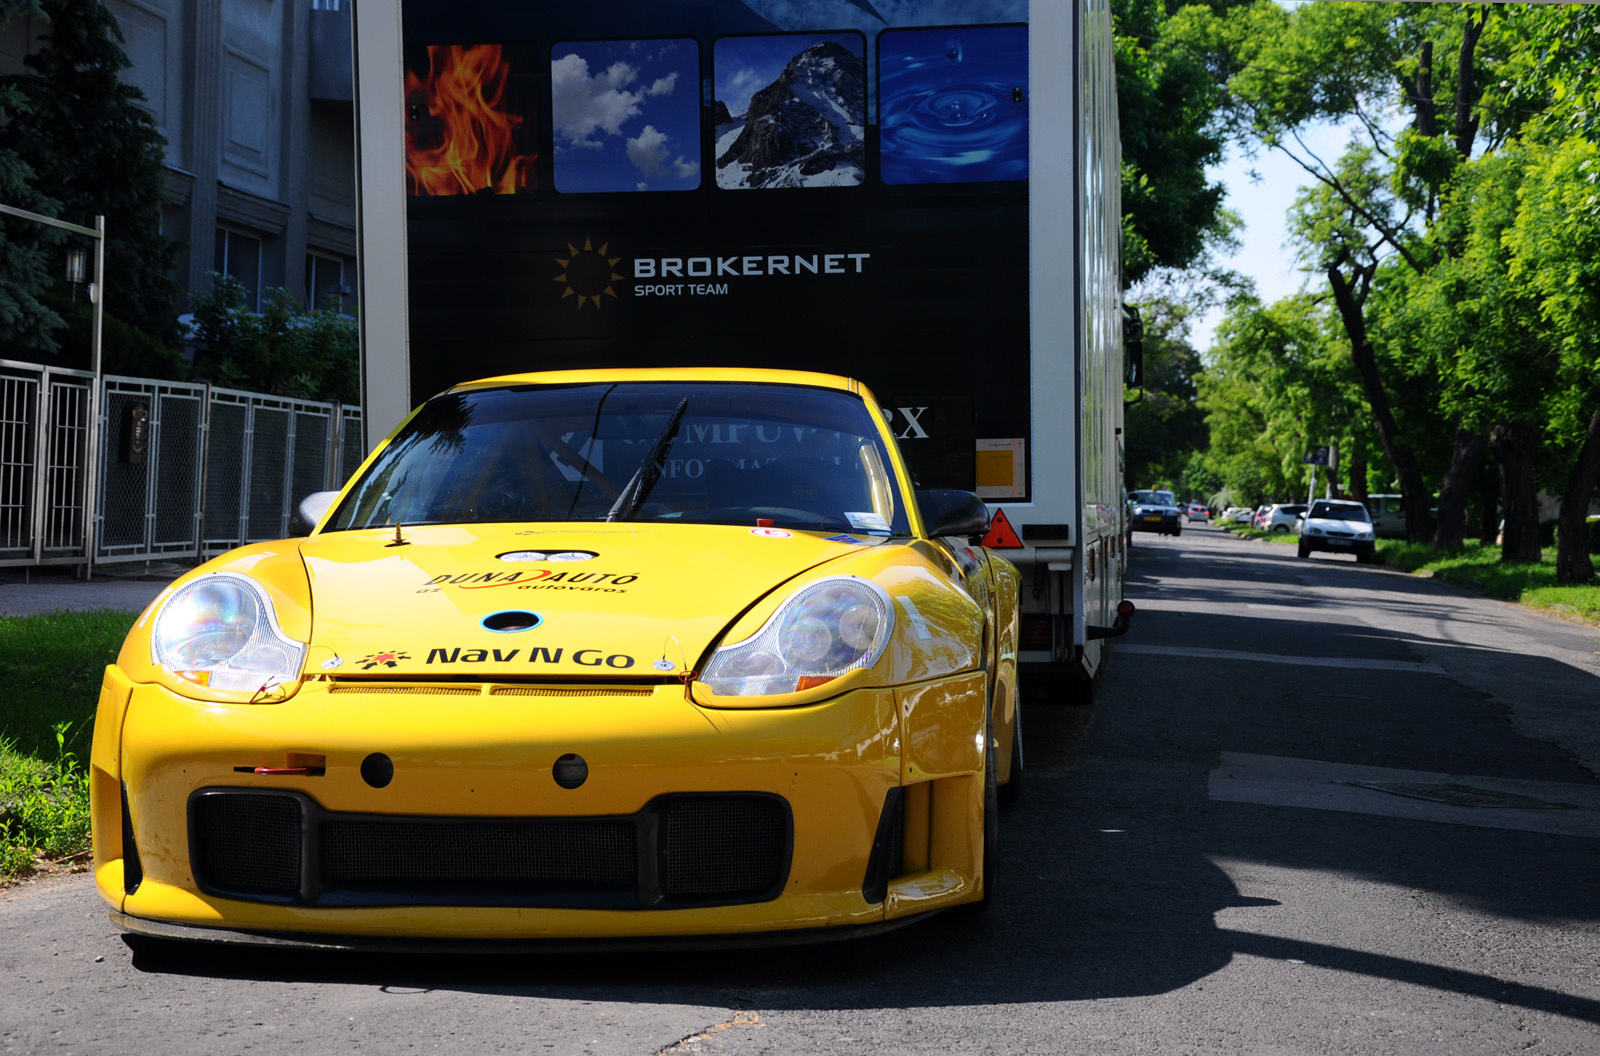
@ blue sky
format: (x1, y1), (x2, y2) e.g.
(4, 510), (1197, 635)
(1190, 121), (1364, 352)
(551, 39), (701, 193)
(714, 33), (864, 118)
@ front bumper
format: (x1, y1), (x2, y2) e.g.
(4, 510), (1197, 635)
(92, 667), (986, 942)
(1302, 534), (1374, 556)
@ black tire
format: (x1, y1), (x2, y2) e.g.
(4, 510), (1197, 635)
(1272, 524), (1289, 533)
(1357, 548), (1376, 564)
(1297, 542), (1311, 559)
(998, 699), (1023, 807)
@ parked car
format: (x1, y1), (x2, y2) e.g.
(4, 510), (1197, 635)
(1252, 505), (1273, 530)
(1368, 494), (1438, 538)
(1129, 489), (1183, 535)
(1298, 499), (1377, 562)
(1225, 506), (1254, 525)
(90, 368), (1021, 947)
(1263, 503), (1308, 533)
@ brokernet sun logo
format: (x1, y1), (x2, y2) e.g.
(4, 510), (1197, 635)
(553, 238), (622, 310)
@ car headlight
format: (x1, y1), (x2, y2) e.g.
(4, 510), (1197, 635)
(700, 576), (893, 697)
(1305, 525), (1324, 536)
(151, 572), (307, 693)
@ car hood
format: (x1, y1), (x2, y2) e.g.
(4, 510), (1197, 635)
(1306, 517), (1370, 533)
(296, 523), (878, 678)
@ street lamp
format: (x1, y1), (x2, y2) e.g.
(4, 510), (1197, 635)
(66, 246), (87, 300)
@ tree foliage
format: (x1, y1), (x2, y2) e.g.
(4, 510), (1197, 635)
(0, 0), (180, 355)
(1165, 2), (1600, 577)
(191, 274), (359, 404)
(1112, 0), (1238, 286)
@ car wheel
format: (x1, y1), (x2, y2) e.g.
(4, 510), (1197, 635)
(1173, 523), (1182, 537)
(1357, 548), (1376, 564)
(999, 700), (1023, 807)
(1272, 524), (1289, 533)
(1297, 542), (1311, 559)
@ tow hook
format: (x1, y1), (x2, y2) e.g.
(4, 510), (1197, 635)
(1086, 599), (1136, 640)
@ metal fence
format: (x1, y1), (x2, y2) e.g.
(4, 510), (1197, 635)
(0, 360), (96, 567)
(97, 377), (365, 564)
(0, 361), (364, 569)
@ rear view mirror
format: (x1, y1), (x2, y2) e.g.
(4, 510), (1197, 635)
(917, 489), (990, 539)
(1122, 304), (1145, 389)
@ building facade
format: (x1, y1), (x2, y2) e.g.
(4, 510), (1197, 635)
(1, 0), (357, 319)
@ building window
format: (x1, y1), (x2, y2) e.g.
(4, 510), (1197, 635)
(214, 227), (263, 311)
(306, 252), (354, 313)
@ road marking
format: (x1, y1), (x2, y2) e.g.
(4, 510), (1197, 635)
(1209, 752), (1600, 838)
(1117, 643), (1446, 674)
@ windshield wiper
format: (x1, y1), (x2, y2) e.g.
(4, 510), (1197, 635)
(606, 398), (689, 523)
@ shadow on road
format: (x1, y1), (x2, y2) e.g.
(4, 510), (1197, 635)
(121, 532), (1600, 1025)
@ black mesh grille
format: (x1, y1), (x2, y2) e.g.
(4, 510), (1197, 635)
(321, 819), (637, 891)
(192, 792), (301, 897)
(187, 790), (790, 907)
(663, 797), (787, 898)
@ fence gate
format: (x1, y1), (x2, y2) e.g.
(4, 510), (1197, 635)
(95, 376), (364, 565)
(0, 360), (95, 568)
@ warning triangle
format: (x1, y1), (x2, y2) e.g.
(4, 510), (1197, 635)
(980, 508), (1024, 549)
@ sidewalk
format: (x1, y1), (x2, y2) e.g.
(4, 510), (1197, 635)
(0, 564), (182, 618)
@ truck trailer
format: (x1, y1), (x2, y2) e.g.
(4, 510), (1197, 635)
(351, 0), (1133, 694)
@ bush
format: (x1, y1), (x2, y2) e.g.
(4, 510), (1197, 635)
(190, 272), (359, 403)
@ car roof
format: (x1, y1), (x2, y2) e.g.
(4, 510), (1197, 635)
(449, 367), (862, 396)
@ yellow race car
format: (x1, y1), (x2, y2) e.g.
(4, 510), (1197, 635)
(91, 368), (1020, 948)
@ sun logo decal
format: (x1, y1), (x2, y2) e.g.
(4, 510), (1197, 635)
(358, 650), (410, 670)
(555, 238), (623, 309)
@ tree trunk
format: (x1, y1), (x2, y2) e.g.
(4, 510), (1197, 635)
(1327, 263), (1432, 542)
(1491, 420), (1541, 563)
(1555, 409), (1600, 584)
(1477, 463), (1498, 545)
(1433, 428), (1487, 551)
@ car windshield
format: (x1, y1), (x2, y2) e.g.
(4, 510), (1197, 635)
(1130, 490), (1175, 506)
(1310, 502), (1369, 522)
(326, 381), (911, 535)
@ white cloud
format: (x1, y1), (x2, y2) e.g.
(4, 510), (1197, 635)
(551, 54), (645, 147)
(646, 72), (679, 97)
(625, 124), (700, 183)
(627, 125), (673, 179)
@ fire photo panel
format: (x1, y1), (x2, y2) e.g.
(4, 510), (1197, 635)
(404, 42), (541, 196)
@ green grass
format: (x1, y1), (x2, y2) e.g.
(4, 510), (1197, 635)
(1222, 526), (1600, 626)
(0, 610), (136, 880)
(1376, 539), (1600, 625)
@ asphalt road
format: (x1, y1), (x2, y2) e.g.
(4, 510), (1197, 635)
(4, 524), (1599, 1054)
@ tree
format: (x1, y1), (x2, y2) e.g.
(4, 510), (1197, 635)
(191, 274), (359, 404)
(1198, 293), (1359, 505)
(0, 0), (180, 354)
(1182, 2), (1500, 543)
(1112, 0), (1237, 286)
(1123, 292), (1209, 489)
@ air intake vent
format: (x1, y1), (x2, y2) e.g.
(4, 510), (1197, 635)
(187, 789), (791, 909)
(190, 791), (302, 899)
(321, 817), (637, 892)
(662, 796), (789, 899)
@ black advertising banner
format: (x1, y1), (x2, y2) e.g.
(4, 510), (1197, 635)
(401, 0), (1031, 495)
